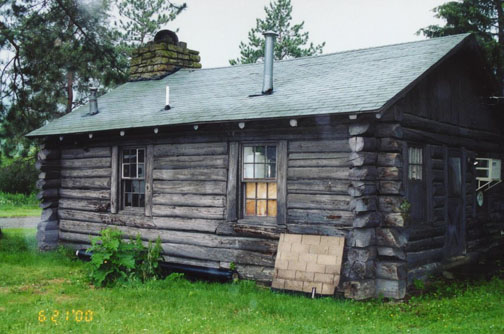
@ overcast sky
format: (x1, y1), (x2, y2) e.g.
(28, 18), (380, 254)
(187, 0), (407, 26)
(168, 0), (447, 68)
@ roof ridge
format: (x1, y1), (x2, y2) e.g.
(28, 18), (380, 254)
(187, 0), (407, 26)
(181, 33), (472, 72)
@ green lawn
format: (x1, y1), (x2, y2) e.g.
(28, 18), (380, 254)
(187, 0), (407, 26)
(0, 207), (41, 218)
(1, 228), (503, 334)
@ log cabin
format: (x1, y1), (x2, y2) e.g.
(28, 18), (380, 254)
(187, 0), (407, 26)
(28, 30), (504, 299)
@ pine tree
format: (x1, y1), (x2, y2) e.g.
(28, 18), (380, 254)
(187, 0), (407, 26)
(0, 0), (129, 157)
(116, 0), (187, 45)
(229, 0), (325, 65)
(419, 0), (504, 92)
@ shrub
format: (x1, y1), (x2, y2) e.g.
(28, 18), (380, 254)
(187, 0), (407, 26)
(88, 228), (163, 287)
(0, 157), (38, 194)
(0, 192), (38, 207)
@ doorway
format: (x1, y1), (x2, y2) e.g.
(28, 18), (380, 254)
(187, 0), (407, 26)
(445, 150), (466, 258)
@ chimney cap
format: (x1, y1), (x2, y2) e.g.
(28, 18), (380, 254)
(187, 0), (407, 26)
(263, 31), (278, 37)
(154, 30), (179, 44)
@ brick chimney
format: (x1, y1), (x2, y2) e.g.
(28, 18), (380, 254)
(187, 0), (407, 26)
(129, 30), (201, 81)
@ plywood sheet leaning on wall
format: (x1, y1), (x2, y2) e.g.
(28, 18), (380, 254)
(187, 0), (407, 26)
(271, 234), (345, 295)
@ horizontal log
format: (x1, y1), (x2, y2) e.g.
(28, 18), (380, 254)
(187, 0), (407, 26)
(406, 235), (445, 253)
(286, 223), (349, 237)
(377, 167), (401, 180)
(432, 170), (444, 182)
(407, 248), (444, 268)
(376, 228), (407, 248)
(59, 220), (277, 253)
(349, 167), (377, 180)
(347, 247), (377, 263)
(431, 158), (444, 170)
(154, 181), (227, 195)
(153, 168), (227, 181)
(376, 261), (406, 280)
(288, 157), (352, 168)
(162, 255), (220, 269)
(152, 205), (225, 220)
(59, 231), (275, 267)
(349, 228), (375, 247)
(433, 183), (445, 196)
(235, 264), (273, 283)
(154, 142), (228, 157)
(348, 152), (377, 166)
(39, 200), (57, 209)
(61, 178), (110, 189)
(378, 181), (403, 195)
(353, 212), (381, 228)
(349, 137), (377, 152)
(377, 153), (402, 167)
(407, 262), (441, 284)
(59, 209), (156, 228)
(37, 179), (61, 190)
(41, 208), (58, 222)
(38, 149), (60, 161)
(347, 181), (377, 197)
(154, 155), (228, 169)
(61, 147), (111, 159)
(378, 196), (403, 213)
(39, 171), (60, 180)
(152, 217), (221, 233)
(35, 160), (60, 171)
(349, 197), (377, 212)
(287, 179), (351, 195)
(287, 194), (351, 210)
(407, 226), (446, 241)
(288, 152), (349, 160)
(375, 123), (402, 138)
(287, 209), (354, 226)
(287, 167), (349, 180)
(378, 138), (403, 152)
(348, 122), (371, 136)
(152, 193), (225, 207)
(37, 189), (58, 200)
(61, 157), (111, 168)
(375, 279), (406, 299)
(59, 198), (110, 212)
(433, 196), (445, 209)
(59, 189), (110, 200)
(61, 168), (111, 178)
(232, 222), (285, 240)
(288, 140), (350, 153)
(383, 213), (405, 227)
(377, 246), (406, 260)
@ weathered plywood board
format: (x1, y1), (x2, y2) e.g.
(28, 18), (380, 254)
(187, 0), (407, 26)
(271, 233), (345, 295)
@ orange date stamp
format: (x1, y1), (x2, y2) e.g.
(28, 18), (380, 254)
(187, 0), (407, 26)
(38, 310), (94, 323)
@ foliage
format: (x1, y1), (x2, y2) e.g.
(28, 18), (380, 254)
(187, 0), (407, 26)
(0, 192), (38, 207)
(0, 157), (38, 194)
(116, 0), (186, 45)
(2, 228), (504, 333)
(229, 0), (325, 65)
(418, 0), (504, 91)
(399, 199), (411, 223)
(0, 0), (129, 157)
(88, 228), (162, 287)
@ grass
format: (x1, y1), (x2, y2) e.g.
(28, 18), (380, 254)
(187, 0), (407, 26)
(1, 228), (504, 334)
(0, 192), (41, 217)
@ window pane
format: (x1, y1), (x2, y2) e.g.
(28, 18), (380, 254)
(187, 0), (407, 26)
(255, 146), (266, 163)
(268, 183), (277, 199)
(139, 194), (145, 207)
(257, 200), (267, 216)
(132, 180), (140, 193)
(267, 163), (276, 178)
(138, 149), (144, 163)
(254, 164), (265, 178)
(132, 194), (139, 207)
(245, 200), (256, 216)
(268, 200), (277, 217)
(130, 150), (137, 163)
(125, 180), (132, 192)
(139, 180), (145, 194)
(244, 163), (254, 178)
(123, 164), (130, 178)
(123, 149), (130, 162)
(257, 183), (267, 199)
(244, 146), (254, 163)
(246, 182), (256, 199)
(138, 164), (144, 178)
(130, 164), (137, 178)
(125, 193), (132, 207)
(266, 146), (276, 163)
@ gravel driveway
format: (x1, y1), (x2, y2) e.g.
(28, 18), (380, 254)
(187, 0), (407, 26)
(0, 217), (39, 229)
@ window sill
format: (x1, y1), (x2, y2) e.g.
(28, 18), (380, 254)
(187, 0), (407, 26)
(118, 207), (145, 216)
(234, 218), (285, 239)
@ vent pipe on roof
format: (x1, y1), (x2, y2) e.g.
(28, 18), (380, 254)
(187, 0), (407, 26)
(88, 87), (99, 115)
(262, 31), (278, 95)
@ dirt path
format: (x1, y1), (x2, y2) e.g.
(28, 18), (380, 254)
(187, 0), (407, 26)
(0, 217), (39, 229)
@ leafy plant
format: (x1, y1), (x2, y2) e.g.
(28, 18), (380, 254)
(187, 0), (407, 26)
(87, 228), (163, 287)
(399, 199), (411, 223)
(413, 279), (425, 291)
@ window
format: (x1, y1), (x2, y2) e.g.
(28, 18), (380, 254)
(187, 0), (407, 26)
(242, 145), (277, 217)
(121, 148), (145, 208)
(408, 147), (423, 180)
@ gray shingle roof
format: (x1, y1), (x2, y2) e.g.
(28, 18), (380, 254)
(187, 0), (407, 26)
(28, 33), (471, 137)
